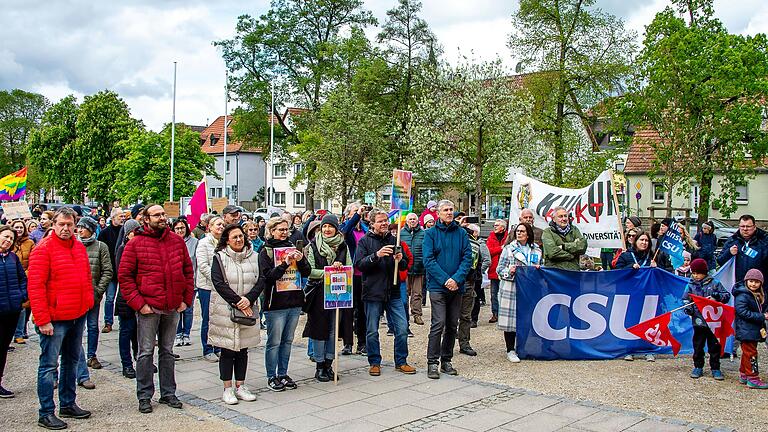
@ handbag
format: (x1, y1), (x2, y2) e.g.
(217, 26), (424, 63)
(219, 252), (259, 327)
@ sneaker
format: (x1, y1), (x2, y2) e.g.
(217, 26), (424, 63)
(0, 386), (14, 398)
(14, 337), (25, 344)
(38, 414), (67, 430)
(460, 346), (477, 356)
(78, 380), (96, 390)
(267, 377), (285, 392)
(623, 354), (634, 361)
(122, 367), (136, 379)
(427, 364), (440, 379)
(222, 387), (238, 405)
(396, 364), (417, 374)
(507, 350), (521, 363)
(59, 404), (91, 419)
(739, 373), (749, 384)
(488, 314), (498, 323)
(747, 377), (768, 389)
(235, 385), (257, 401)
(690, 367), (703, 379)
(369, 365), (381, 376)
(203, 353), (219, 363)
(280, 375), (297, 390)
(138, 399), (152, 413)
(86, 357), (102, 369)
(712, 370), (724, 381)
(407, 329), (414, 338)
(174, 335), (183, 347)
(101, 324), (112, 333)
(341, 345), (353, 355)
(182, 335), (191, 346)
(414, 316), (424, 325)
(158, 395), (183, 409)
(356, 345), (367, 355)
(260, 322), (266, 330)
(7, 346), (14, 353)
(645, 354), (655, 362)
(440, 362), (458, 376)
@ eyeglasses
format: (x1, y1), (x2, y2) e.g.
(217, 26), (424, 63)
(739, 224), (755, 229)
(248, 228), (259, 232)
(274, 228), (289, 232)
(148, 213), (166, 218)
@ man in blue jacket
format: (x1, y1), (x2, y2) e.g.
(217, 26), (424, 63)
(422, 200), (473, 379)
(717, 215), (768, 292)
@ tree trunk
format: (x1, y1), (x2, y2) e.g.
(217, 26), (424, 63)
(697, 144), (715, 227)
(475, 126), (483, 218)
(305, 161), (317, 211)
(665, 178), (673, 218)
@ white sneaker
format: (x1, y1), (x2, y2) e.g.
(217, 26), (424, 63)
(182, 336), (191, 346)
(222, 387), (238, 405)
(235, 385), (257, 402)
(624, 354), (634, 361)
(645, 354), (655, 362)
(174, 336), (183, 347)
(506, 350), (521, 363)
(204, 353), (219, 363)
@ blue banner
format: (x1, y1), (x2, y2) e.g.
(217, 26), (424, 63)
(660, 223), (685, 269)
(515, 267), (693, 360)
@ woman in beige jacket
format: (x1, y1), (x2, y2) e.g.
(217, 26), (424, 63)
(196, 215), (225, 361)
(209, 224), (263, 405)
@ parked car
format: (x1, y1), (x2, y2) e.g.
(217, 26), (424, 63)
(252, 208), (269, 221)
(677, 217), (738, 248)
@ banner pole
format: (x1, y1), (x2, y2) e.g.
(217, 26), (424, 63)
(609, 170), (626, 250)
(334, 307), (340, 385)
(393, 209), (402, 285)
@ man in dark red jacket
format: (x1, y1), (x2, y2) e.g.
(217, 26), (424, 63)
(118, 204), (194, 414)
(29, 207), (94, 430)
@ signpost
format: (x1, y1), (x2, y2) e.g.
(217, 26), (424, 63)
(324, 265), (354, 385)
(389, 169), (413, 284)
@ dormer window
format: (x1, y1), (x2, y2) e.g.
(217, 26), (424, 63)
(209, 134), (218, 146)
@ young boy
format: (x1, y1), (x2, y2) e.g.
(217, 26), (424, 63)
(682, 258), (731, 380)
(733, 269), (768, 389)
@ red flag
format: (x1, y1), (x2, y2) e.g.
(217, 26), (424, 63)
(689, 294), (735, 355)
(626, 312), (682, 356)
(185, 176), (207, 230)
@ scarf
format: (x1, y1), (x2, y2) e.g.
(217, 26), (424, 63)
(313, 232), (350, 265)
(79, 234), (97, 246)
(549, 220), (572, 237)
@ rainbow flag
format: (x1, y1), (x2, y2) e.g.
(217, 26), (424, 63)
(0, 167), (27, 200)
(388, 209), (410, 228)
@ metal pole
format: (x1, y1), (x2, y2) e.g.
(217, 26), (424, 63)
(268, 80), (275, 206)
(223, 70), (228, 202)
(170, 61), (177, 201)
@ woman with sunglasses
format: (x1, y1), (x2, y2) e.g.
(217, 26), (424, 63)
(496, 223), (542, 363)
(243, 221), (264, 252)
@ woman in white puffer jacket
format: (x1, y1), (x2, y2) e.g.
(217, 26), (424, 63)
(196, 216), (225, 360)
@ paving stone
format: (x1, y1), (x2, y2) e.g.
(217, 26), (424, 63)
(251, 400), (323, 423)
(421, 424), (473, 432)
(491, 394), (559, 417)
(453, 383), (505, 400)
(447, 407), (524, 431)
(416, 376), (471, 395)
(501, 411), (574, 432)
(354, 377), (415, 395)
(626, 419), (693, 432)
(313, 400), (383, 423)
(542, 402), (600, 420)
(412, 391), (480, 412)
(366, 404), (436, 428)
(316, 418), (386, 431)
(275, 414), (335, 432)
(303, 389), (374, 408)
(362, 388), (432, 409)
(570, 411), (645, 432)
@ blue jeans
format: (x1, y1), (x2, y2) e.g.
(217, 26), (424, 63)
(176, 290), (196, 337)
(119, 313), (138, 368)
(388, 282), (410, 333)
(103, 280), (117, 325)
(85, 303), (100, 358)
(264, 307), (300, 379)
(197, 289), (218, 355)
(365, 298), (409, 367)
(14, 309), (28, 338)
(37, 315), (86, 417)
(310, 315), (336, 363)
(307, 339), (315, 359)
(490, 279), (500, 316)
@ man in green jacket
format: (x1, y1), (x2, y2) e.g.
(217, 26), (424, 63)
(542, 207), (587, 271)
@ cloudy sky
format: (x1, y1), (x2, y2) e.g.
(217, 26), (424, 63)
(3, 0), (767, 131)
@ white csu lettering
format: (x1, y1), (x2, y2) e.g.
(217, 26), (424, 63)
(532, 294), (659, 341)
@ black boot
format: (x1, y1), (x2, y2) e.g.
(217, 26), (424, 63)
(325, 360), (337, 381)
(315, 361), (329, 382)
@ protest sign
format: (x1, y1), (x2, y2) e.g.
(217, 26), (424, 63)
(390, 169), (413, 211)
(509, 170), (623, 250)
(659, 223), (685, 268)
(274, 247), (301, 291)
(324, 266), (353, 309)
(164, 201), (180, 218)
(2, 200), (32, 219)
(211, 197), (229, 214)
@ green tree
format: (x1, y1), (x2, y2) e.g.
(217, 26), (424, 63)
(0, 89), (49, 173)
(619, 0), (768, 220)
(509, 0), (636, 186)
(114, 125), (217, 203)
(408, 59), (534, 213)
(215, 0), (377, 210)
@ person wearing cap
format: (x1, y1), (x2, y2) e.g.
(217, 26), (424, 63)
(693, 220), (717, 272)
(97, 207), (125, 333)
(423, 213), (435, 229)
(419, 200), (438, 227)
(222, 205), (242, 226)
(682, 258), (730, 380)
(733, 269), (768, 389)
(75, 217), (113, 383)
(114, 219), (142, 378)
(302, 214), (351, 382)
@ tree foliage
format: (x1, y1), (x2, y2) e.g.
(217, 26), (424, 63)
(0, 89), (48, 174)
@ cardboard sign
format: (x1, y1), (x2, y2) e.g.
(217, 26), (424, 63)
(2, 200), (32, 220)
(324, 266), (353, 309)
(164, 201), (180, 218)
(210, 197), (229, 214)
(390, 169), (413, 211)
(274, 247), (301, 292)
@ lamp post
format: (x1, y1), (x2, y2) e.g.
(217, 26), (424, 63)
(223, 70), (228, 203)
(169, 61), (177, 201)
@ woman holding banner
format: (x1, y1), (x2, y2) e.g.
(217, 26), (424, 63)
(496, 223), (541, 363)
(302, 214), (351, 382)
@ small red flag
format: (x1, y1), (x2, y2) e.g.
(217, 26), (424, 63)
(689, 294), (735, 356)
(626, 312), (682, 356)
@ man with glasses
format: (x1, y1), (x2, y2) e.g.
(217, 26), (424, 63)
(118, 204), (194, 414)
(718, 214), (768, 286)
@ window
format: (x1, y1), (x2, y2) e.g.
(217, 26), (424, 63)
(209, 134), (218, 146)
(210, 187), (216, 197)
(614, 162), (625, 172)
(652, 183), (665, 203)
(273, 192), (286, 206)
(226, 160), (231, 173)
(273, 164), (286, 178)
(736, 184), (748, 204)
(294, 192), (305, 207)
(382, 193), (391, 203)
(294, 163), (305, 175)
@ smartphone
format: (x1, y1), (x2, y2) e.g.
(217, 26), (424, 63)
(295, 240), (304, 251)
(465, 216), (479, 224)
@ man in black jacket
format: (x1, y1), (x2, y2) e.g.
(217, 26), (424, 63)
(355, 210), (416, 376)
(97, 207), (123, 333)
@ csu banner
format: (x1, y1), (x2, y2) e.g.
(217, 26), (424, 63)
(515, 266), (694, 360)
(509, 170), (622, 250)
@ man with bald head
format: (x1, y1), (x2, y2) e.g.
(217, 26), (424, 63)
(519, 208), (543, 246)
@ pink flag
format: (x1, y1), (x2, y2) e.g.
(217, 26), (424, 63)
(186, 176), (207, 230)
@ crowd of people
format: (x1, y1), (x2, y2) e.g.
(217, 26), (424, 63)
(0, 199), (767, 429)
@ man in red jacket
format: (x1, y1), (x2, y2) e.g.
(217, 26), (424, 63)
(29, 207), (94, 430)
(118, 204), (194, 414)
